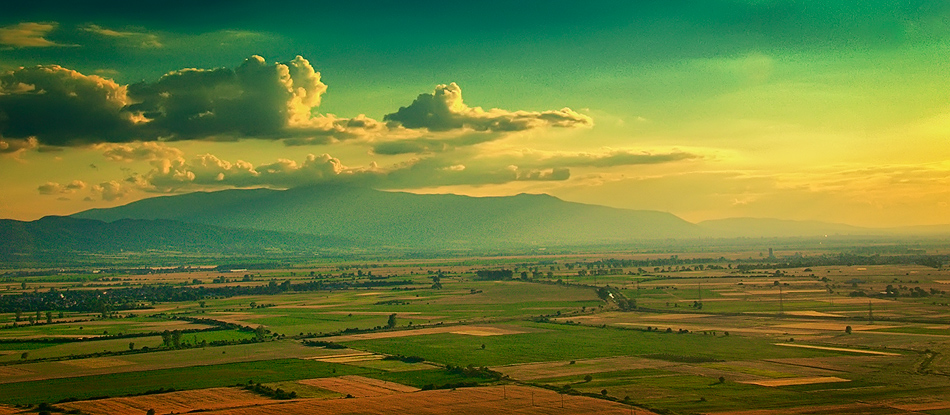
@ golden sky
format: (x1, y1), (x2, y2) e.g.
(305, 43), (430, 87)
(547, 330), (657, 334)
(1, 1), (949, 227)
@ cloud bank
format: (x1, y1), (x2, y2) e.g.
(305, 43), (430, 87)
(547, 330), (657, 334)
(2, 56), (589, 151)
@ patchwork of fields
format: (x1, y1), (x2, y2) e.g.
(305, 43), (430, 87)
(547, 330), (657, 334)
(2, 254), (950, 414)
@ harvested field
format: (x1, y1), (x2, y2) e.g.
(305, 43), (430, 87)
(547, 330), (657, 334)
(783, 311), (843, 318)
(310, 351), (384, 364)
(0, 406), (17, 415)
(497, 356), (671, 380)
(732, 290), (827, 295)
(199, 385), (657, 415)
(0, 367), (32, 377)
(888, 400), (950, 411)
(643, 313), (714, 320)
(327, 325), (529, 341)
(297, 375), (419, 397)
(739, 376), (850, 387)
(818, 297), (895, 305)
(59, 387), (272, 415)
(0, 341), (343, 384)
(325, 311), (424, 315)
(774, 322), (896, 331)
(707, 402), (917, 414)
(764, 356), (883, 373)
(60, 357), (133, 369)
(774, 343), (900, 356)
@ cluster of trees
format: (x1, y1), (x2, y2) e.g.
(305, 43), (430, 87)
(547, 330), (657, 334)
(243, 382), (297, 399)
(445, 364), (504, 380)
(738, 253), (948, 270)
(474, 269), (513, 280)
(382, 354), (425, 363)
(596, 286), (636, 311)
(884, 285), (944, 298)
(0, 278), (416, 313)
(301, 340), (347, 349)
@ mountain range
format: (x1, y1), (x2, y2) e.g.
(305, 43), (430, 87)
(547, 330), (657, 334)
(0, 215), (353, 259)
(2, 185), (946, 258)
(72, 185), (703, 247)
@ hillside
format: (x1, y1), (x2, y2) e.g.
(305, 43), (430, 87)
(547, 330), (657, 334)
(73, 185), (705, 247)
(0, 216), (353, 258)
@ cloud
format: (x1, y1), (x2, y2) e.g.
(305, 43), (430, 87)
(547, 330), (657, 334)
(91, 180), (132, 201)
(142, 153), (383, 192)
(383, 82), (592, 132)
(0, 137), (38, 156)
(129, 147), (697, 193)
(81, 24), (162, 48)
(371, 132), (499, 155)
(0, 56), (382, 147)
(0, 22), (64, 48)
(122, 149), (583, 193)
(0, 64), (136, 146)
(96, 142), (184, 162)
(125, 55), (378, 142)
(1, 57), (593, 152)
(37, 180), (86, 195)
(527, 149), (700, 168)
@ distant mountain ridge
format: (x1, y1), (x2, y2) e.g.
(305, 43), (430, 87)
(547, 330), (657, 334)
(73, 185), (705, 247)
(0, 215), (353, 258)
(63, 186), (950, 251)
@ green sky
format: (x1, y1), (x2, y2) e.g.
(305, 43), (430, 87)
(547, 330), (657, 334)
(1, 0), (949, 227)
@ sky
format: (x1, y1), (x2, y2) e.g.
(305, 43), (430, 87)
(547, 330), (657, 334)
(1, 0), (949, 227)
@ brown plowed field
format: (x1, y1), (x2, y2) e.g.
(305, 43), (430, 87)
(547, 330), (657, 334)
(201, 385), (656, 415)
(707, 402), (919, 414)
(58, 387), (272, 414)
(298, 375), (419, 397)
(326, 325), (528, 341)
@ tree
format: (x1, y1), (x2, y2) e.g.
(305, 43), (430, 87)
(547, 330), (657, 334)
(601, 389), (608, 397)
(45, 311), (53, 324)
(147, 409), (156, 415)
(845, 325), (852, 334)
(20, 352), (28, 360)
(584, 374), (593, 383)
(161, 330), (172, 347)
(255, 325), (267, 341)
(387, 313), (397, 329)
(718, 376), (725, 384)
(171, 330), (183, 348)
(129, 342), (135, 351)
(14, 310), (21, 322)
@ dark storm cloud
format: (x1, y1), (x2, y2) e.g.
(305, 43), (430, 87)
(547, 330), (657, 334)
(0, 64), (136, 146)
(0, 56), (377, 148)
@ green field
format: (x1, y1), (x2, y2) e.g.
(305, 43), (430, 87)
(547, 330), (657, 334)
(0, 358), (370, 405)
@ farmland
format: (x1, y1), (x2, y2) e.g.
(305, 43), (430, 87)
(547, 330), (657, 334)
(1, 244), (950, 414)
